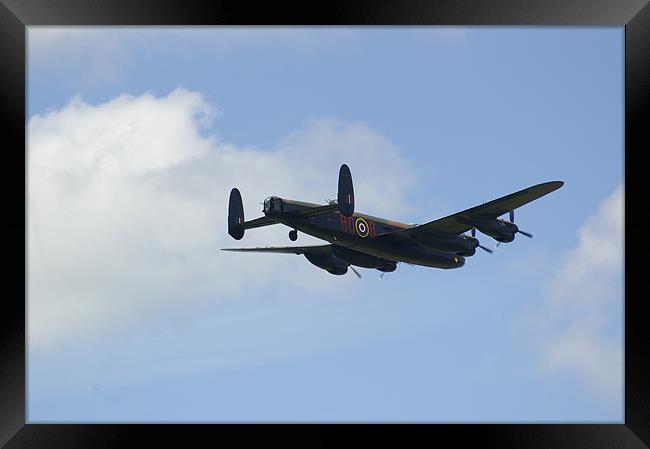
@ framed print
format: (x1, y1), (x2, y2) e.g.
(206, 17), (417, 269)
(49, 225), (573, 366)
(1, 0), (648, 447)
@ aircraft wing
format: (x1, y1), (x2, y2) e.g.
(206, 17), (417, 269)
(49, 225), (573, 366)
(222, 244), (332, 255)
(380, 181), (564, 239)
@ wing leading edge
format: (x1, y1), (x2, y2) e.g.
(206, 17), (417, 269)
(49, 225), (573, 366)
(221, 244), (333, 255)
(381, 181), (564, 239)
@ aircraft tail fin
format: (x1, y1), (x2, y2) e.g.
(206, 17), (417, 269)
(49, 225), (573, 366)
(228, 188), (245, 240)
(337, 164), (354, 217)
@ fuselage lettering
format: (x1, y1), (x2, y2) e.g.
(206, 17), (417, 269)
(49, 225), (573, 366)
(340, 214), (348, 232)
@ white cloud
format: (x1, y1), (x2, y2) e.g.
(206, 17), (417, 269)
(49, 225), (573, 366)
(28, 87), (416, 350)
(525, 184), (623, 404)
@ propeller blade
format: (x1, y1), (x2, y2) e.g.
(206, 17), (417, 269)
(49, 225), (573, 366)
(509, 210), (514, 223)
(478, 244), (493, 254)
(350, 266), (362, 279)
(517, 229), (533, 238)
(471, 227), (476, 238)
(379, 271), (385, 280)
(496, 241), (502, 248)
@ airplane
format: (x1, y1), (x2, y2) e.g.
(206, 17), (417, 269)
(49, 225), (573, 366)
(223, 164), (563, 278)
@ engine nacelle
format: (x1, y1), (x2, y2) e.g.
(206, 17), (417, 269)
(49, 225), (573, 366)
(414, 233), (479, 256)
(331, 246), (396, 270)
(304, 252), (349, 275)
(377, 260), (397, 272)
(472, 218), (517, 243)
(327, 266), (349, 275)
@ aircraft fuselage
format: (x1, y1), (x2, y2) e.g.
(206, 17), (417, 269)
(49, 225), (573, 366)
(264, 196), (465, 269)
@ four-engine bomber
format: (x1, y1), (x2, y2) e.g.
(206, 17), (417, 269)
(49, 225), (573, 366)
(223, 164), (563, 277)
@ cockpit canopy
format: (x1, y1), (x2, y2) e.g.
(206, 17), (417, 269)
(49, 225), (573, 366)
(263, 196), (283, 214)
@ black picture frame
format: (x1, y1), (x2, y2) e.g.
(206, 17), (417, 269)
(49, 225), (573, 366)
(1, 0), (648, 447)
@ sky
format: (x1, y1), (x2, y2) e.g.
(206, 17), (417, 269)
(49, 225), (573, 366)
(27, 27), (624, 422)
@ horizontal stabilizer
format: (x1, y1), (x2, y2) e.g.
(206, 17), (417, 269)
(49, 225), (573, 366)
(238, 216), (279, 230)
(229, 188), (280, 240)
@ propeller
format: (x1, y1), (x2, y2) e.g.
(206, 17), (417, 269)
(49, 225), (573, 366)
(379, 271), (386, 280)
(509, 210), (533, 238)
(350, 265), (362, 279)
(478, 244), (493, 254)
(469, 228), (491, 253)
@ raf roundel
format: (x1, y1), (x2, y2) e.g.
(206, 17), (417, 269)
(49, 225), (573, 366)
(355, 217), (370, 238)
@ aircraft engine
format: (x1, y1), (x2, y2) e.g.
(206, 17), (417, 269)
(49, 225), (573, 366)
(377, 260), (397, 272)
(415, 233), (480, 256)
(303, 252), (349, 275)
(472, 218), (518, 243)
(331, 246), (395, 270)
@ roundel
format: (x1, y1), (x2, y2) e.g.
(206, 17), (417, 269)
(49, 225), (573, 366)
(355, 217), (370, 238)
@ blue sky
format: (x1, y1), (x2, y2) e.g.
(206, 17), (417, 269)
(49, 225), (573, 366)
(27, 27), (623, 422)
